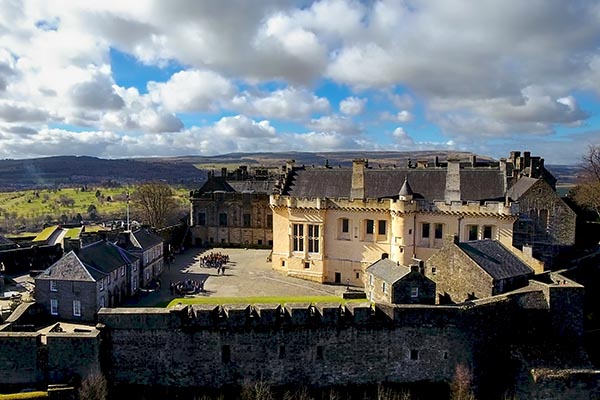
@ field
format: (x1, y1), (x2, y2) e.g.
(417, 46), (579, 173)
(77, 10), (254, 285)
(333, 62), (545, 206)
(0, 186), (190, 233)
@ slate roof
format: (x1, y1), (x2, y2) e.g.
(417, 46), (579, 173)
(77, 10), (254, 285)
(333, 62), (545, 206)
(196, 177), (235, 194)
(0, 235), (15, 247)
(283, 167), (506, 201)
(228, 180), (278, 194)
(507, 176), (538, 200)
(131, 229), (163, 250)
(76, 241), (138, 280)
(366, 258), (411, 284)
(458, 240), (533, 280)
(35, 251), (95, 282)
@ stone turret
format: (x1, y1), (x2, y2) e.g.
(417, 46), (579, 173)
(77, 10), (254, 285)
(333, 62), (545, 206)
(398, 177), (414, 201)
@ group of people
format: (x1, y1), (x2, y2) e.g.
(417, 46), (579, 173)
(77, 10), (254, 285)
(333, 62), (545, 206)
(170, 279), (204, 296)
(199, 252), (230, 275)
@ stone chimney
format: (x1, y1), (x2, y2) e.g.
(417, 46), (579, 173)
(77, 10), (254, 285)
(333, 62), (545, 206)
(351, 159), (366, 200)
(444, 157), (461, 202)
(469, 154), (476, 167)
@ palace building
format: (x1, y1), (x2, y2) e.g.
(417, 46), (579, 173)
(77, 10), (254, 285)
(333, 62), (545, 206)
(270, 151), (574, 286)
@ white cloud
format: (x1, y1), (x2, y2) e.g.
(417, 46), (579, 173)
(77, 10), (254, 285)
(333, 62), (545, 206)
(210, 115), (275, 138)
(339, 96), (366, 115)
(397, 110), (413, 123)
(148, 69), (234, 112)
(392, 127), (414, 145)
(231, 87), (329, 120)
(307, 115), (361, 135)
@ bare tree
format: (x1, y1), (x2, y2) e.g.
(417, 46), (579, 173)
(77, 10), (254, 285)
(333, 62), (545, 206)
(572, 144), (600, 218)
(450, 363), (475, 400)
(132, 182), (177, 228)
(78, 372), (108, 400)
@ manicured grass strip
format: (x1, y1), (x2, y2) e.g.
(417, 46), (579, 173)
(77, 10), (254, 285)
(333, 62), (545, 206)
(0, 392), (49, 399)
(165, 296), (368, 308)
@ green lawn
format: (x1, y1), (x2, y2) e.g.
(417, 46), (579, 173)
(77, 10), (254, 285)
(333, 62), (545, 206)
(0, 392), (48, 399)
(0, 186), (190, 229)
(165, 296), (369, 308)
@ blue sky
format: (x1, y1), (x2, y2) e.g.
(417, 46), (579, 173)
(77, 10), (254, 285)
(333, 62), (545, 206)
(1, 0), (600, 164)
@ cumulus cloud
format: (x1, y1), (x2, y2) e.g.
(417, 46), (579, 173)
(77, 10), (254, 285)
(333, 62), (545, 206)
(339, 96), (366, 115)
(307, 115), (362, 135)
(148, 69), (234, 112)
(1, 0), (600, 159)
(231, 87), (330, 120)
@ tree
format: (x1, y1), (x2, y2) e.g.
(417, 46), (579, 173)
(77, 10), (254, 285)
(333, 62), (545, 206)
(572, 144), (600, 219)
(132, 182), (177, 228)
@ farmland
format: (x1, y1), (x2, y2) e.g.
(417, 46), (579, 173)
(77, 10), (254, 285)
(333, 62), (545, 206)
(0, 186), (190, 234)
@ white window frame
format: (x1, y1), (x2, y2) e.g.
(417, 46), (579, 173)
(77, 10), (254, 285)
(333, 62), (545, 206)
(99, 279), (104, 291)
(73, 300), (81, 317)
(292, 223), (304, 252)
(50, 299), (58, 315)
(411, 287), (419, 298)
(307, 224), (320, 253)
(50, 280), (57, 292)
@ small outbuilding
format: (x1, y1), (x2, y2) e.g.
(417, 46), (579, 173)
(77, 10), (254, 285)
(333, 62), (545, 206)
(426, 235), (534, 303)
(365, 258), (436, 304)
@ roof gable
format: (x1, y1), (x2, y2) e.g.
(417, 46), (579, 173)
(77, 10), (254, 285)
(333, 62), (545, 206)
(78, 240), (138, 276)
(507, 176), (539, 200)
(366, 259), (411, 283)
(458, 241), (533, 280)
(36, 251), (95, 282)
(131, 229), (163, 249)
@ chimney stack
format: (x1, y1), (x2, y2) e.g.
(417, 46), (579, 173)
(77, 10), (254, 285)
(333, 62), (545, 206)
(444, 156), (461, 202)
(351, 159), (366, 200)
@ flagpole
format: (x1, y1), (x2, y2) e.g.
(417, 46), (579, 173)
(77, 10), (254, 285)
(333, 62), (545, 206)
(126, 191), (130, 232)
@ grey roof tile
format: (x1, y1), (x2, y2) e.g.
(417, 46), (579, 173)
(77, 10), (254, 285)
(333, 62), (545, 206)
(458, 240), (533, 280)
(507, 176), (538, 200)
(35, 251), (95, 282)
(366, 258), (411, 283)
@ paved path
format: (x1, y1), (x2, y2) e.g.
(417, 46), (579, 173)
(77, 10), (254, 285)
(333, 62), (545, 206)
(125, 248), (339, 307)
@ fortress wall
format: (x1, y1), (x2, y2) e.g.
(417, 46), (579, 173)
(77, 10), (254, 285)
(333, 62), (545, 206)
(46, 331), (101, 383)
(0, 333), (43, 385)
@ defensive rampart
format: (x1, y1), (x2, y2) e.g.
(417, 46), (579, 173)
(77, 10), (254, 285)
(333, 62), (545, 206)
(0, 279), (595, 398)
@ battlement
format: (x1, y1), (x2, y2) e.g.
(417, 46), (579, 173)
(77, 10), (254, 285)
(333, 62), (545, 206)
(270, 195), (518, 216)
(97, 292), (549, 331)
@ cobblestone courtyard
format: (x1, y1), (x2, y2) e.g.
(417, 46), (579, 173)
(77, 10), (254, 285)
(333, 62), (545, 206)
(127, 247), (340, 307)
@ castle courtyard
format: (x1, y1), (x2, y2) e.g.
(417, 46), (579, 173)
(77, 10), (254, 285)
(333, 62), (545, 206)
(126, 247), (340, 307)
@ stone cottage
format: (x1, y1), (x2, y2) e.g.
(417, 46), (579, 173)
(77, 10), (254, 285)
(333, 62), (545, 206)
(117, 229), (164, 289)
(35, 240), (139, 322)
(365, 258), (435, 304)
(426, 235), (534, 303)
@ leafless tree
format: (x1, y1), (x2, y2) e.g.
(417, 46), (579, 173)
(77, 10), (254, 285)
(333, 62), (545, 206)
(78, 372), (108, 400)
(572, 144), (600, 218)
(131, 182), (177, 228)
(450, 363), (476, 400)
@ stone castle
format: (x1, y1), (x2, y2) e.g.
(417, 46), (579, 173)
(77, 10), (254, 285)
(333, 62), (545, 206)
(1, 271), (598, 398)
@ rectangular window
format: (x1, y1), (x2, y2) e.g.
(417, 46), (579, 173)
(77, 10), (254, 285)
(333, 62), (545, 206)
(121, 266), (125, 276)
(293, 224), (304, 252)
(378, 220), (387, 235)
(483, 225), (493, 239)
(411, 287), (419, 298)
(219, 213), (228, 226)
(410, 350), (419, 360)
(198, 212), (206, 226)
(266, 215), (273, 228)
(243, 213), (251, 227)
(431, 267), (437, 275)
(422, 223), (430, 238)
(468, 225), (478, 241)
(99, 279), (104, 291)
(366, 219), (374, 235)
(382, 281), (387, 293)
(308, 224), (319, 253)
(281, 260), (286, 267)
(73, 300), (81, 317)
(50, 299), (58, 316)
(356, 272), (360, 279)
(304, 262), (310, 269)
(341, 218), (349, 233)
(434, 223), (443, 239)
(100, 296), (105, 308)
(50, 280), (57, 292)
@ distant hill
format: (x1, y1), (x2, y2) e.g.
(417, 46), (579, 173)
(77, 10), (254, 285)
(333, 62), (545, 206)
(0, 156), (205, 190)
(0, 151), (579, 191)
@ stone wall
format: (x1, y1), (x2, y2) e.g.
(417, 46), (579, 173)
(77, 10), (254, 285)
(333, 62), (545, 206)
(0, 280), (593, 398)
